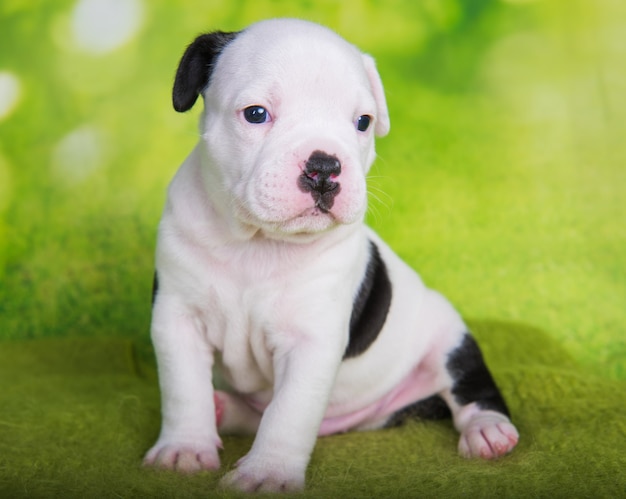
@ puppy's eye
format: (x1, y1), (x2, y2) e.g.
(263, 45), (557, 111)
(356, 115), (372, 132)
(243, 106), (270, 124)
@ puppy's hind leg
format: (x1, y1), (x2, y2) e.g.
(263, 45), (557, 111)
(441, 334), (519, 459)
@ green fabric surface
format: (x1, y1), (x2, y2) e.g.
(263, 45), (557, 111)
(1, 328), (624, 498)
(2, 0), (626, 497)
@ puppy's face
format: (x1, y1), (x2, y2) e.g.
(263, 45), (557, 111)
(198, 21), (390, 239)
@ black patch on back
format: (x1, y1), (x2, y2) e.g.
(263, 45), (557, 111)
(343, 241), (392, 359)
(172, 30), (240, 112)
(385, 394), (452, 427)
(151, 271), (159, 306)
(446, 333), (510, 416)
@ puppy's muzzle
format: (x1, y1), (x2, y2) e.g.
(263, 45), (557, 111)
(298, 151), (342, 213)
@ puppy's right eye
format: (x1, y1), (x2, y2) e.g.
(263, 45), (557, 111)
(243, 106), (271, 124)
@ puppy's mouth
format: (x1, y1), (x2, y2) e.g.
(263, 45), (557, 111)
(311, 189), (340, 214)
(283, 204), (338, 229)
(297, 205), (337, 220)
(268, 206), (340, 239)
(235, 201), (338, 239)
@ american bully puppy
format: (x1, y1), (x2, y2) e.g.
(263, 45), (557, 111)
(143, 18), (519, 493)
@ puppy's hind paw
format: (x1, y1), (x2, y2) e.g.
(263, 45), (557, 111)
(458, 411), (519, 460)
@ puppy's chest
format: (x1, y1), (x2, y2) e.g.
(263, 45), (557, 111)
(197, 251), (321, 388)
(201, 279), (278, 391)
(188, 238), (367, 392)
(199, 266), (277, 344)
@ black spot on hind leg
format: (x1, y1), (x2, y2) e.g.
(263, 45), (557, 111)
(385, 334), (510, 429)
(447, 333), (510, 417)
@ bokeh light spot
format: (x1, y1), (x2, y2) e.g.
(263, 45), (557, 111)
(52, 125), (106, 185)
(0, 71), (21, 121)
(71, 0), (144, 54)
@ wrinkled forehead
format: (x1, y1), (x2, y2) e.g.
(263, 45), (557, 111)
(208, 23), (372, 106)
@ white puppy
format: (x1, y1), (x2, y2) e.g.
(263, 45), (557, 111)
(143, 18), (519, 493)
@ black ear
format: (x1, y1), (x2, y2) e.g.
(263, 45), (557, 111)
(172, 31), (239, 112)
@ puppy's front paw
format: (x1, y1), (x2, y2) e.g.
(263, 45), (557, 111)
(458, 411), (519, 460)
(143, 438), (222, 473)
(220, 454), (305, 493)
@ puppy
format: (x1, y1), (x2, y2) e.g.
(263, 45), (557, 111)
(143, 18), (519, 493)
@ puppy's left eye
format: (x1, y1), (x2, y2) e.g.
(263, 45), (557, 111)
(356, 115), (372, 132)
(243, 106), (271, 124)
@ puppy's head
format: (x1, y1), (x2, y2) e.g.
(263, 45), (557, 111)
(173, 19), (390, 241)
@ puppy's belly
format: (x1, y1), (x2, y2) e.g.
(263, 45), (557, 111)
(319, 360), (441, 435)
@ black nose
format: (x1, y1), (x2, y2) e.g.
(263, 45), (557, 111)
(298, 151), (342, 212)
(304, 151), (341, 181)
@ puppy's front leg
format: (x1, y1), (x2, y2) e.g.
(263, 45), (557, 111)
(143, 297), (221, 472)
(221, 332), (344, 493)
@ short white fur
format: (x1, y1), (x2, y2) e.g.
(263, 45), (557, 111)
(144, 18), (518, 493)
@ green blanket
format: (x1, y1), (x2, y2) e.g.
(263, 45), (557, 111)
(1, 328), (624, 498)
(2, 0), (625, 497)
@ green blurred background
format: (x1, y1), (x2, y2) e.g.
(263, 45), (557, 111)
(1, 0), (625, 381)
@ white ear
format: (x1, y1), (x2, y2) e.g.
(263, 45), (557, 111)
(362, 54), (390, 137)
